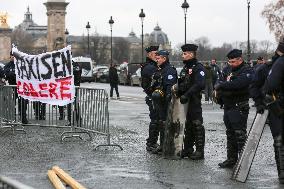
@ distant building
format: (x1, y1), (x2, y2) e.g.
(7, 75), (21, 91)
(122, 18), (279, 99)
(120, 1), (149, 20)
(15, 7), (47, 53)
(13, 8), (171, 62)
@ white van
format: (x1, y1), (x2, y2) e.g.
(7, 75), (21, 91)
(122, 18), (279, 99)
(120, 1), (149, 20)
(72, 56), (94, 82)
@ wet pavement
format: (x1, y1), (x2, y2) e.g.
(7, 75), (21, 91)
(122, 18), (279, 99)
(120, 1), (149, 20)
(0, 83), (282, 189)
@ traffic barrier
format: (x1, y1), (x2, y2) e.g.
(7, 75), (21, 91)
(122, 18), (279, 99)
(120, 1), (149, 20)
(0, 176), (34, 189)
(0, 85), (122, 150)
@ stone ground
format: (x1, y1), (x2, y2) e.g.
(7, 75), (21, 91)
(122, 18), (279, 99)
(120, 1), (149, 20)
(0, 83), (282, 189)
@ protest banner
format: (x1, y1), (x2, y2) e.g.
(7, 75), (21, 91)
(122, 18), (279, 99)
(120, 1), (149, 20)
(12, 46), (75, 106)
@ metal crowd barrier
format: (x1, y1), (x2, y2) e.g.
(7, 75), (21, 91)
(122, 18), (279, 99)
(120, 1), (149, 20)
(0, 176), (34, 189)
(0, 85), (122, 150)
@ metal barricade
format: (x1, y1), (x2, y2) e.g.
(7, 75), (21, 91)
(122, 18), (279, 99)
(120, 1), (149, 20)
(0, 85), (122, 150)
(0, 176), (34, 189)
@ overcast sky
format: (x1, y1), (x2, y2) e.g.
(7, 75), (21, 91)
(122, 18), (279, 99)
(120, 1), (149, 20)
(2, 0), (276, 47)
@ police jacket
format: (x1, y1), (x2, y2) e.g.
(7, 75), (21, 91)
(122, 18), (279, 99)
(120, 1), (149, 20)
(179, 58), (205, 97)
(265, 55), (284, 98)
(73, 61), (82, 86)
(3, 60), (16, 85)
(250, 62), (273, 105)
(141, 57), (158, 95)
(217, 62), (253, 105)
(109, 66), (119, 84)
(152, 61), (177, 97)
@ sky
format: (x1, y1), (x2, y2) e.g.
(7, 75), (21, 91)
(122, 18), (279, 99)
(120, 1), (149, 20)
(1, 0), (276, 47)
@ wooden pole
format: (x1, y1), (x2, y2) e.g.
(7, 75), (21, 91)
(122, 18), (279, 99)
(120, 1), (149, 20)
(52, 166), (87, 189)
(47, 170), (66, 189)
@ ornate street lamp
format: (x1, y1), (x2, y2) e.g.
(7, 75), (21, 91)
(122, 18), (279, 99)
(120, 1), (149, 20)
(181, 0), (189, 44)
(109, 16), (114, 65)
(247, 0), (251, 63)
(86, 21), (91, 55)
(139, 9), (145, 64)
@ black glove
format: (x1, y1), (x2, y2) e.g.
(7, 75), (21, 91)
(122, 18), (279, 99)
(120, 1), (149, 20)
(166, 94), (172, 102)
(214, 83), (222, 90)
(180, 95), (188, 104)
(256, 103), (266, 114)
(153, 72), (161, 80)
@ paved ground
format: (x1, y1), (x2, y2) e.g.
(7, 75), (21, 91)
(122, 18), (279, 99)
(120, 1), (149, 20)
(0, 82), (282, 189)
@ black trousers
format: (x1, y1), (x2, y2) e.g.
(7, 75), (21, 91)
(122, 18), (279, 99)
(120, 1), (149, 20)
(110, 83), (119, 98)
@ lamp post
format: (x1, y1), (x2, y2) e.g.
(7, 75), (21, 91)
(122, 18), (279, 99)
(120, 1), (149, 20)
(139, 9), (145, 64)
(109, 16), (114, 65)
(64, 28), (69, 45)
(86, 21), (91, 55)
(247, 0), (251, 63)
(181, 0), (189, 44)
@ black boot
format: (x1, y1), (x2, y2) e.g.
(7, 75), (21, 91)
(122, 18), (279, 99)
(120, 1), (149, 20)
(146, 121), (159, 151)
(190, 121), (205, 160)
(219, 129), (238, 168)
(274, 136), (284, 184)
(181, 121), (195, 158)
(152, 121), (165, 155)
(235, 129), (247, 156)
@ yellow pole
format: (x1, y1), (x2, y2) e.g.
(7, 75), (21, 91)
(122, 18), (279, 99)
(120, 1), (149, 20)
(47, 170), (66, 189)
(52, 166), (87, 189)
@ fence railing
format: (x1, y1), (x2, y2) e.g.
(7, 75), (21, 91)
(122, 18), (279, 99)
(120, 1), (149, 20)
(0, 85), (122, 150)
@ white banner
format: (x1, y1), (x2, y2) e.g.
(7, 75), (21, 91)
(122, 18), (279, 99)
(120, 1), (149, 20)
(12, 46), (75, 106)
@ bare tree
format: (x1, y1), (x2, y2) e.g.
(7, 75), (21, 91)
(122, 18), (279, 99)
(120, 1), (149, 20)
(11, 28), (34, 53)
(262, 0), (284, 40)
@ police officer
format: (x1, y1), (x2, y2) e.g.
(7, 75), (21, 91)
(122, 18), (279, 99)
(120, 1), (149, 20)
(178, 44), (206, 160)
(4, 51), (29, 124)
(214, 49), (254, 168)
(264, 41), (284, 183)
(141, 45), (159, 151)
(67, 60), (82, 126)
(151, 50), (177, 154)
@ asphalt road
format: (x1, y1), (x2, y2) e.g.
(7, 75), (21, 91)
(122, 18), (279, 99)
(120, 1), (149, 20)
(0, 82), (282, 189)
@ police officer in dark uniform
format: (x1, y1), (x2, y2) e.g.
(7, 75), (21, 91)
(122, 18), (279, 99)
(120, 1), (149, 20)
(178, 44), (206, 160)
(4, 51), (29, 124)
(141, 45), (159, 151)
(151, 50), (177, 154)
(214, 49), (254, 168)
(264, 41), (284, 183)
(67, 60), (82, 126)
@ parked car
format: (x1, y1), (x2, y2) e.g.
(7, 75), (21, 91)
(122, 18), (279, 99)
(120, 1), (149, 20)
(99, 69), (109, 83)
(130, 68), (141, 86)
(93, 66), (108, 82)
(72, 57), (94, 82)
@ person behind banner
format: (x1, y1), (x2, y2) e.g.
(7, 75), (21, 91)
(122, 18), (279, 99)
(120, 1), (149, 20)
(54, 37), (67, 120)
(67, 60), (82, 126)
(4, 51), (29, 124)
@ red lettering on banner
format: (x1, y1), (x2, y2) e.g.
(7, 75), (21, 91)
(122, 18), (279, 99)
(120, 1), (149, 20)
(39, 83), (48, 97)
(17, 77), (72, 101)
(17, 81), (24, 95)
(49, 83), (58, 99)
(57, 77), (71, 100)
(23, 82), (30, 96)
(28, 83), (39, 97)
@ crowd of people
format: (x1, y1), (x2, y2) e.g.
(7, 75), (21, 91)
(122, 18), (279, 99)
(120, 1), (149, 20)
(141, 40), (284, 183)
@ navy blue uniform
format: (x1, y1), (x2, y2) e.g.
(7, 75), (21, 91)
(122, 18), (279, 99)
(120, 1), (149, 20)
(151, 61), (177, 150)
(250, 62), (282, 138)
(217, 62), (253, 164)
(178, 58), (206, 159)
(265, 54), (284, 183)
(141, 58), (160, 149)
